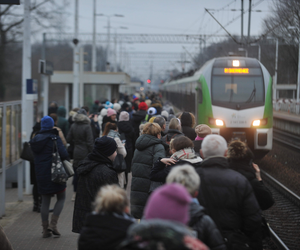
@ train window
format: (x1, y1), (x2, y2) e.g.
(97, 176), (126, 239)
(211, 75), (264, 109)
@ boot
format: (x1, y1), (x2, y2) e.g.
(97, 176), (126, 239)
(49, 214), (61, 237)
(42, 221), (52, 238)
(33, 201), (38, 212)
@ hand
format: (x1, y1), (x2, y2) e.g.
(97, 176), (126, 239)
(93, 114), (98, 122)
(252, 163), (262, 181)
(160, 158), (177, 166)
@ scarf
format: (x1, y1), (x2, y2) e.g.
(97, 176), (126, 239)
(171, 148), (202, 164)
(195, 135), (204, 141)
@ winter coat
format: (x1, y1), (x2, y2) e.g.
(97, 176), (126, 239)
(57, 106), (69, 137)
(119, 219), (209, 250)
(78, 212), (135, 250)
(228, 159), (275, 210)
(189, 201), (226, 250)
(131, 110), (147, 139)
(196, 157), (262, 250)
(118, 121), (136, 172)
(193, 140), (203, 156)
(67, 113), (94, 170)
(30, 122), (41, 185)
(98, 108), (107, 136)
(150, 148), (202, 183)
(72, 154), (119, 233)
(130, 134), (166, 219)
(182, 126), (197, 141)
(90, 118), (100, 141)
(30, 129), (69, 195)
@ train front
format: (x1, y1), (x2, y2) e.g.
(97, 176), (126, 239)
(204, 57), (273, 157)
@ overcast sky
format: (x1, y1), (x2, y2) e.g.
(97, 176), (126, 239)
(65, 0), (274, 80)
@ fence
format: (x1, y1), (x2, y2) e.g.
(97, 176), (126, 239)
(273, 102), (300, 115)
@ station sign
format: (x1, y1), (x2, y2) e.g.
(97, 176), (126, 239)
(0, 0), (20, 4)
(39, 60), (54, 75)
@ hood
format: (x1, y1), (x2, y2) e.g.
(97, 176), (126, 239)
(131, 110), (147, 122)
(57, 106), (66, 117)
(135, 134), (163, 151)
(74, 113), (90, 124)
(118, 121), (133, 133)
(30, 129), (58, 154)
(180, 112), (196, 128)
(189, 202), (206, 223)
(107, 130), (120, 139)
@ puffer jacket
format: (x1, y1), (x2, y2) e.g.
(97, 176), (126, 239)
(189, 202), (226, 250)
(67, 113), (94, 170)
(30, 129), (69, 195)
(196, 157), (262, 250)
(130, 134), (165, 219)
(57, 106), (69, 137)
(72, 154), (118, 233)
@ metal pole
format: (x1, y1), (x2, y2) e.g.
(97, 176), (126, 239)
(114, 29), (117, 72)
(247, 0), (252, 43)
(0, 105), (7, 217)
(92, 0), (96, 72)
(258, 44), (261, 61)
(79, 47), (84, 107)
(297, 33), (300, 103)
(73, 0), (79, 108)
(274, 38), (279, 100)
(41, 33), (46, 117)
(43, 76), (49, 117)
(241, 0), (244, 43)
(22, 0), (32, 195)
(107, 16), (110, 71)
(65, 85), (69, 117)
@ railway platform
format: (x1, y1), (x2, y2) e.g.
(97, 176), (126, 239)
(273, 110), (300, 136)
(1, 179), (78, 250)
(273, 110), (300, 123)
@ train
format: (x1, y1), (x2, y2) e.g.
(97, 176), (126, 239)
(161, 57), (273, 158)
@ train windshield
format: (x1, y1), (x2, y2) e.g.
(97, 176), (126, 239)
(211, 74), (264, 110)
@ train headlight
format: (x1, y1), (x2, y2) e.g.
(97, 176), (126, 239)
(209, 118), (225, 126)
(252, 118), (268, 126)
(232, 60), (240, 67)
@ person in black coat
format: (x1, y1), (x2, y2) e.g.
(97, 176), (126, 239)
(131, 102), (148, 139)
(227, 140), (275, 211)
(166, 164), (226, 250)
(197, 135), (263, 250)
(178, 112), (197, 141)
(78, 185), (135, 250)
(72, 136), (119, 233)
(30, 116), (69, 238)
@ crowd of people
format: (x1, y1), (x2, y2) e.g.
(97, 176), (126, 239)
(1, 92), (276, 250)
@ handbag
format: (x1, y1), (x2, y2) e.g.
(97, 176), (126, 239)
(63, 160), (74, 177)
(51, 137), (68, 184)
(20, 142), (34, 162)
(223, 230), (252, 250)
(113, 153), (127, 173)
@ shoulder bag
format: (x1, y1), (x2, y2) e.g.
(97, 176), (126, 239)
(51, 137), (69, 184)
(20, 142), (34, 162)
(112, 153), (127, 173)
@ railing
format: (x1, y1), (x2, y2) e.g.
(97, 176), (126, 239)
(0, 101), (22, 173)
(273, 102), (300, 115)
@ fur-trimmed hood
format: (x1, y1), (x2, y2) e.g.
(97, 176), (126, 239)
(178, 112), (196, 128)
(74, 113), (91, 124)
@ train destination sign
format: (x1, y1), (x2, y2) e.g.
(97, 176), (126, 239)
(224, 68), (249, 74)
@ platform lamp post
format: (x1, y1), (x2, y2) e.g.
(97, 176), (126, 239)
(288, 26), (300, 104)
(238, 47), (248, 57)
(250, 43), (261, 61)
(97, 14), (124, 71)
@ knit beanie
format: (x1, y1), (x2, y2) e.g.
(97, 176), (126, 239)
(77, 108), (87, 116)
(195, 124), (212, 138)
(105, 101), (114, 109)
(107, 108), (117, 117)
(94, 136), (117, 157)
(161, 110), (169, 120)
(138, 102), (148, 111)
(113, 103), (121, 112)
(144, 183), (191, 225)
(148, 107), (157, 115)
(41, 116), (54, 130)
(119, 111), (129, 121)
(100, 108), (108, 117)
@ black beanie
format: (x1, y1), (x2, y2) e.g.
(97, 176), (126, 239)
(94, 136), (117, 156)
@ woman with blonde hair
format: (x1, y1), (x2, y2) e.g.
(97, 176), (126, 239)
(130, 122), (166, 219)
(78, 185), (135, 250)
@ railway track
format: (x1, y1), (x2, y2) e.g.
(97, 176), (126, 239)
(273, 128), (300, 150)
(261, 170), (300, 250)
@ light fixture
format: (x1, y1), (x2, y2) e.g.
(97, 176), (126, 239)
(252, 118), (268, 126)
(252, 120), (260, 126)
(209, 118), (225, 126)
(216, 119), (224, 126)
(232, 60), (240, 67)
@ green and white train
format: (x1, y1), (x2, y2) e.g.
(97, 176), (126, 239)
(161, 57), (273, 157)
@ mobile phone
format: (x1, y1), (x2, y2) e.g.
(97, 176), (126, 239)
(122, 140), (126, 143)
